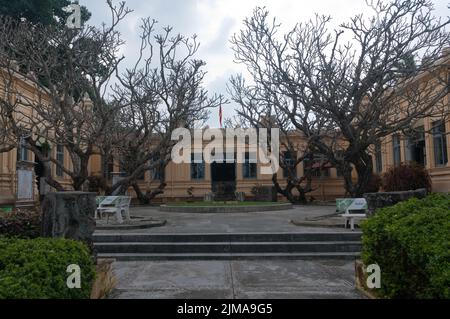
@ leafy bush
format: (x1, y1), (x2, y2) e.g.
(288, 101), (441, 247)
(0, 237), (96, 299)
(364, 174), (382, 193)
(0, 209), (41, 239)
(381, 162), (432, 192)
(361, 194), (450, 298)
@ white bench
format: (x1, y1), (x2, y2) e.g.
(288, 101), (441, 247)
(95, 196), (131, 224)
(336, 198), (368, 231)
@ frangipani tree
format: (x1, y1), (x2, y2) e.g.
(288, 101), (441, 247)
(232, 0), (450, 197)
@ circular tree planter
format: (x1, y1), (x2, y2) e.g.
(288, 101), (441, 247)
(96, 216), (167, 230)
(159, 202), (292, 213)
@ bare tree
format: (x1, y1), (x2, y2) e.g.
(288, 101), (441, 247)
(232, 1), (450, 197)
(0, 79), (16, 154)
(106, 19), (226, 203)
(229, 76), (329, 203)
(0, 1), (131, 191)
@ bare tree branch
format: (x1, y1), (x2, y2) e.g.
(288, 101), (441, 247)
(231, 1), (449, 197)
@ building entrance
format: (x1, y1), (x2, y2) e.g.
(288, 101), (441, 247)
(211, 159), (236, 201)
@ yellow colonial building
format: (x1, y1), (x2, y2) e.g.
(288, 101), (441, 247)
(1, 56), (449, 206)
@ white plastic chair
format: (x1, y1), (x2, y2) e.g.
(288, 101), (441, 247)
(118, 196), (131, 221)
(337, 198), (368, 231)
(96, 196), (123, 224)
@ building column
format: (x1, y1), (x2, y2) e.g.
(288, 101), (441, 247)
(424, 118), (433, 170)
(446, 118), (450, 168)
(385, 136), (393, 168)
(0, 153), (4, 174)
(380, 138), (387, 172)
(399, 136), (405, 164)
(9, 149), (16, 195)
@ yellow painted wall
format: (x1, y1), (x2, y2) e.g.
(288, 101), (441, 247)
(1, 57), (449, 204)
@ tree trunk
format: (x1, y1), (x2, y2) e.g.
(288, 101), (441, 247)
(296, 186), (308, 204)
(132, 182), (167, 205)
(341, 152), (374, 197)
(272, 174), (293, 202)
(72, 170), (89, 191)
(72, 177), (85, 191)
(132, 183), (149, 204)
(45, 175), (64, 192)
(71, 156), (90, 191)
(353, 158), (373, 197)
(272, 173), (312, 204)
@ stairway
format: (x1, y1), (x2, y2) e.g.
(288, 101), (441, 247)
(94, 232), (362, 261)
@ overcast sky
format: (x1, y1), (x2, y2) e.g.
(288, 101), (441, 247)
(79, 0), (449, 127)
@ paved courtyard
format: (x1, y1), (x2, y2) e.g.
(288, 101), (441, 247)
(96, 204), (346, 234)
(102, 205), (364, 299)
(109, 259), (364, 299)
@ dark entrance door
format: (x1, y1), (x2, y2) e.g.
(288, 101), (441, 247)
(211, 160), (236, 201)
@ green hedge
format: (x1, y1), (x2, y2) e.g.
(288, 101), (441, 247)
(0, 237), (96, 299)
(361, 193), (450, 299)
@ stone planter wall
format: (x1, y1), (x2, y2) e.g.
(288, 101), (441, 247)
(159, 202), (292, 213)
(41, 191), (97, 255)
(91, 258), (117, 299)
(354, 260), (379, 299)
(363, 188), (427, 215)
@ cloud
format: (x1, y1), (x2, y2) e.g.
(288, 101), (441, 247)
(204, 69), (236, 127)
(204, 17), (236, 54)
(79, 0), (449, 127)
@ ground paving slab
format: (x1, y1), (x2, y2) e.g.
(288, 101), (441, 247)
(102, 205), (365, 299)
(109, 259), (364, 299)
(96, 205), (348, 234)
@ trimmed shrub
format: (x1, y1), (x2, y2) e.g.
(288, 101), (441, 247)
(361, 194), (450, 299)
(364, 174), (382, 193)
(0, 209), (41, 239)
(0, 237), (96, 299)
(381, 162), (432, 192)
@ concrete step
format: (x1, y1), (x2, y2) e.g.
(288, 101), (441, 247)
(94, 232), (362, 260)
(94, 241), (361, 254)
(93, 232), (362, 243)
(97, 252), (360, 261)
(95, 241), (362, 254)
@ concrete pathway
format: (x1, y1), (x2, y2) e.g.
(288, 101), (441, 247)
(104, 205), (364, 299)
(109, 259), (364, 299)
(96, 205), (347, 234)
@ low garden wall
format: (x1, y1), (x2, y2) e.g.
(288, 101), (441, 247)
(91, 258), (117, 299)
(363, 188), (427, 215)
(160, 202), (292, 213)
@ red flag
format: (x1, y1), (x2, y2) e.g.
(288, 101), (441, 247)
(219, 104), (223, 128)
